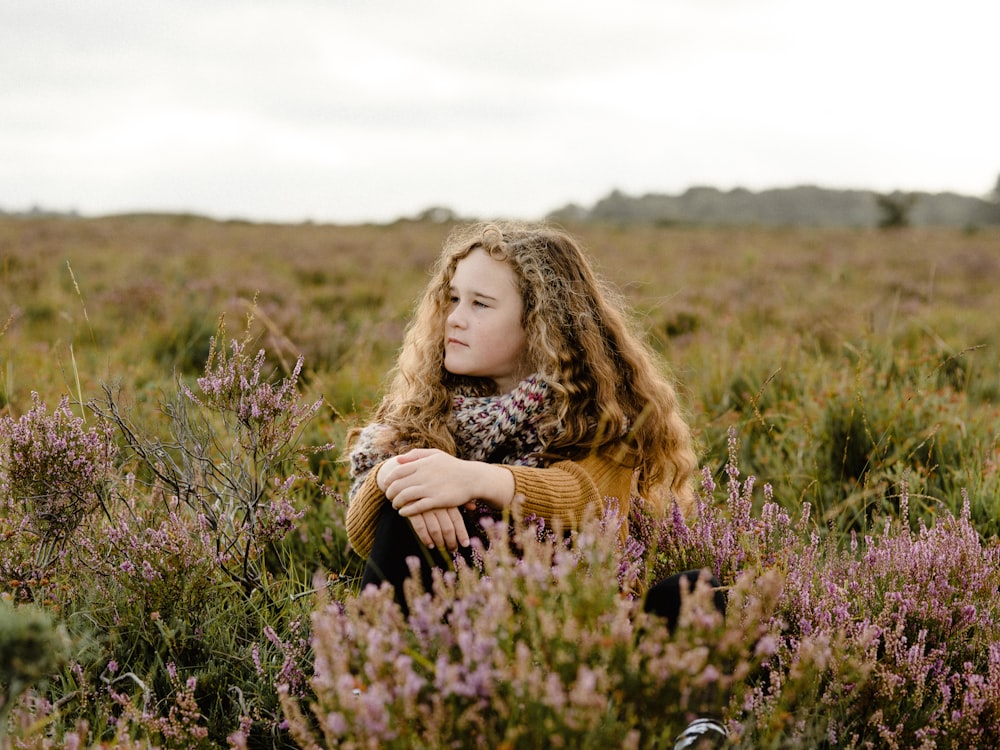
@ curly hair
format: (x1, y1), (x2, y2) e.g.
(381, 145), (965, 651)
(355, 221), (697, 513)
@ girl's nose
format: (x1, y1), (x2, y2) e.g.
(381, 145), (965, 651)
(447, 303), (466, 328)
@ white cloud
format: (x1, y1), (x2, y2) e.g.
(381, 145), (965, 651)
(1, 0), (997, 221)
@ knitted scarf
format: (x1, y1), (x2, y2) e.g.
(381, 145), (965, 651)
(348, 374), (552, 499)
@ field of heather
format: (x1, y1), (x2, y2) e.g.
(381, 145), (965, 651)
(2, 215), (999, 748)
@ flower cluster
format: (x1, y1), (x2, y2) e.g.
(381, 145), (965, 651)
(282, 510), (751, 749)
(0, 335), (331, 746)
(186, 332), (324, 459)
(753, 486), (1000, 746)
(629, 428), (799, 590)
(1, 393), (116, 546)
(680, 432), (1000, 747)
(103, 662), (210, 747)
(89, 322), (334, 598)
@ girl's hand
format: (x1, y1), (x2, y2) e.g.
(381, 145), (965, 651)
(380, 448), (475, 511)
(379, 448), (514, 516)
(408, 507), (470, 550)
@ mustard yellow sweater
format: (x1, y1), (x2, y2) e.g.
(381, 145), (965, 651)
(345, 452), (635, 559)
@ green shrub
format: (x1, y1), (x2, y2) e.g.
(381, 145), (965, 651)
(0, 601), (70, 735)
(696, 343), (1000, 538)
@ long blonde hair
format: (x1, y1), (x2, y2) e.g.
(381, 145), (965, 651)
(354, 221), (697, 511)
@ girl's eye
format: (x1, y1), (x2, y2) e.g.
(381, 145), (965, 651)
(472, 300), (488, 309)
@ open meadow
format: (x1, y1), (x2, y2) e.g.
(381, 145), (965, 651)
(2, 215), (1000, 747)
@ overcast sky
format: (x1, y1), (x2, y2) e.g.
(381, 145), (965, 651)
(2, 0), (997, 224)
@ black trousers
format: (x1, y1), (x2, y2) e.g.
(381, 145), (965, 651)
(362, 505), (726, 628)
(361, 505), (487, 611)
(643, 569), (728, 633)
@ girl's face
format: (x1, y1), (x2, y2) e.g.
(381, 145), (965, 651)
(444, 248), (529, 393)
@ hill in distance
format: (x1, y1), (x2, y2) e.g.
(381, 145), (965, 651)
(546, 185), (1000, 228)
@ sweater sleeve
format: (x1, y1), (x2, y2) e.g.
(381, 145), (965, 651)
(505, 452), (634, 535)
(345, 463), (388, 559)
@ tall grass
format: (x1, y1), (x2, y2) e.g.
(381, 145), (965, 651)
(1, 215), (999, 746)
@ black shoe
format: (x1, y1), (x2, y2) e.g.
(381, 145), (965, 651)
(673, 717), (728, 749)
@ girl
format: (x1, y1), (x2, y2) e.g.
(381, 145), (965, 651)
(346, 220), (699, 602)
(346, 222), (729, 747)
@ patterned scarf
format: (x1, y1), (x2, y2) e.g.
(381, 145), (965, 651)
(449, 374), (550, 465)
(348, 374), (552, 500)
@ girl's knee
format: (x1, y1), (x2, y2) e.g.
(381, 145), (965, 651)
(643, 569), (726, 633)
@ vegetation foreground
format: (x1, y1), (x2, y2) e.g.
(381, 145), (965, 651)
(1, 215), (999, 747)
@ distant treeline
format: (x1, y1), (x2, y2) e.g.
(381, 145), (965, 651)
(7, 185), (1000, 228)
(546, 185), (1000, 227)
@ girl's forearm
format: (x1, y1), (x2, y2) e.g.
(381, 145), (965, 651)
(468, 461), (517, 510)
